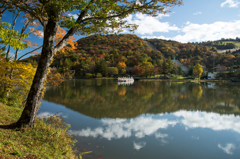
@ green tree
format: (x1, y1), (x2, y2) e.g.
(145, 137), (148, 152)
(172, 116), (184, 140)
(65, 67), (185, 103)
(163, 57), (173, 75)
(95, 59), (108, 77)
(0, 22), (28, 56)
(193, 64), (203, 79)
(7, 0), (183, 128)
(96, 73), (102, 78)
(108, 67), (118, 76)
(112, 49), (119, 59)
(188, 65), (194, 76)
(119, 68), (126, 75)
(0, 22), (31, 97)
(127, 50), (133, 56)
(178, 66), (183, 75)
(139, 61), (154, 78)
(63, 58), (72, 70)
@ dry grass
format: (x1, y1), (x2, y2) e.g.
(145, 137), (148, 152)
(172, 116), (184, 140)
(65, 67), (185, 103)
(0, 103), (78, 159)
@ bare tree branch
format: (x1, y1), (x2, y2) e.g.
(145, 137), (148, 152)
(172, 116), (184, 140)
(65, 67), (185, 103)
(53, 0), (95, 52)
(17, 45), (42, 61)
(81, 0), (154, 23)
(21, 1), (45, 27)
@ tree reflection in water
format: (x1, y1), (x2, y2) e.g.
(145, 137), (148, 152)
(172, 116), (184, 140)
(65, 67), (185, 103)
(43, 80), (240, 119)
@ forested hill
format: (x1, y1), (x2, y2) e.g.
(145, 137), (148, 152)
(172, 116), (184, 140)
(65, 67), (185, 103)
(24, 34), (240, 78)
(76, 34), (152, 54)
(145, 38), (240, 72)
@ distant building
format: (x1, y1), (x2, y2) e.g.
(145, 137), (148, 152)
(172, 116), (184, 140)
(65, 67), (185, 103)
(208, 72), (217, 79)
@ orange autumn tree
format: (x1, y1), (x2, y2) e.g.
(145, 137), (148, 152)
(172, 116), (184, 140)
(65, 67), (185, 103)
(117, 61), (127, 75)
(46, 26), (78, 83)
(116, 61), (126, 69)
(54, 26), (78, 55)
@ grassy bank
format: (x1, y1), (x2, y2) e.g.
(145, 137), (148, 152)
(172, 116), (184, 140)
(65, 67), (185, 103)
(0, 102), (78, 158)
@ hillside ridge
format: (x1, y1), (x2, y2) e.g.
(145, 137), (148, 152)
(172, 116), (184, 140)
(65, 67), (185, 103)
(24, 34), (240, 78)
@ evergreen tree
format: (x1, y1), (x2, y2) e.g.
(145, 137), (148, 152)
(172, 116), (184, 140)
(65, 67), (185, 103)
(95, 59), (108, 77)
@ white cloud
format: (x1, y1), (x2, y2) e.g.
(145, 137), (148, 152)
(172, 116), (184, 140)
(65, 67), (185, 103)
(221, 0), (240, 8)
(142, 20), (240, 43)
(124, 13), (178, 35)
(135, 0), (143, 6)
(186, 21), (191, 25)
(174, 20), (240, 42)
(133, 141), (146, 150)
(193, 11), (202, 15)
(68, 116), (176, 140)
(218, 143), (236, 155)
(141, 35), (171, 40)
(68, 13), (78, 19)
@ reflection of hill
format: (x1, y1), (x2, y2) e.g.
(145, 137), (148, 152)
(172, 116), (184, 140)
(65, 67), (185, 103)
(44, 80), (155, 118)
(43, 80), (240, 119)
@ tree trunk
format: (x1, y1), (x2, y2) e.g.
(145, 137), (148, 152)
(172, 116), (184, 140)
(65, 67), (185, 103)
(15, 16), (59, 128)
(0, 8), (3, 24)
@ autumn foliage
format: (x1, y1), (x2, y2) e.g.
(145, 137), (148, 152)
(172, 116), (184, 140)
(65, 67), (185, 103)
(55, 27), (78, 55)
(0, 55), (36, 96)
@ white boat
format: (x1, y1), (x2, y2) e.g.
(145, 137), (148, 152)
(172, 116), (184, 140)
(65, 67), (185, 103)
(117, 77), (134, 82)
(117, 77), (134, 85)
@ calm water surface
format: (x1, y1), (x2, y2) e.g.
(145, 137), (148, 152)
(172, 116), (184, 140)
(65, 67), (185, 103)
(38, 79), (240, 159)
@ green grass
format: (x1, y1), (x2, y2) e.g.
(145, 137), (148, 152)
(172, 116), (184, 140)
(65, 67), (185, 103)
(148, 74), (186, 79)
(0, 102), (79, 158)
(170, 75), (186, 79)
(222, 41), (240, 47)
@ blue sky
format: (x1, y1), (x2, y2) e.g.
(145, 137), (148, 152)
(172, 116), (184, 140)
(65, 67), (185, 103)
(2, 0), (240, 58)
(132, 0), (240, 42)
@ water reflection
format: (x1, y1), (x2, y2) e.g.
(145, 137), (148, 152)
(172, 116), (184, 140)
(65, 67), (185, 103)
(174, 110), (240, 133)
(133, 142), (146, 151)
(68, 116), (175, 140)
(218, 143), (236, 155)
(118, 81), (134, 85)
(40, 80), (240, 159)
(68, 110), (240, 140)
(44, 80), (240, 118)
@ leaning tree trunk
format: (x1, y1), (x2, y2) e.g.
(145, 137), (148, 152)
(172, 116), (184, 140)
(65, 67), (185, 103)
(15, 15), (59, 128)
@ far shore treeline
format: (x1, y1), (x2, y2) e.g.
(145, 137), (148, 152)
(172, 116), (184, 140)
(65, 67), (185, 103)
(24, 34), (240, 79)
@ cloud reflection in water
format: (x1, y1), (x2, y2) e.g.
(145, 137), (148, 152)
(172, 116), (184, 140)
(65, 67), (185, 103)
(174, 110), (240, 133)
(68, 110), (240, 154)
(133, 141), (146, 151)
(218, 143), (236, 155)
(68, 117), (176, 140)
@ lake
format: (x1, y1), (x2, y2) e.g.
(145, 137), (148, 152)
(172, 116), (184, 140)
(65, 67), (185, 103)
(38, 79), (240, 159)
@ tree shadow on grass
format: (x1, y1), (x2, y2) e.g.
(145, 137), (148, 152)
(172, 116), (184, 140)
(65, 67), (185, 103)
(0, 123), (19, 130)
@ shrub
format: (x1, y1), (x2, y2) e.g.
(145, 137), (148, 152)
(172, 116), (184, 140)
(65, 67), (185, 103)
(86, 73), (93, 79)
(96, 73), (102, 78)
(0, 90), (24, 108)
